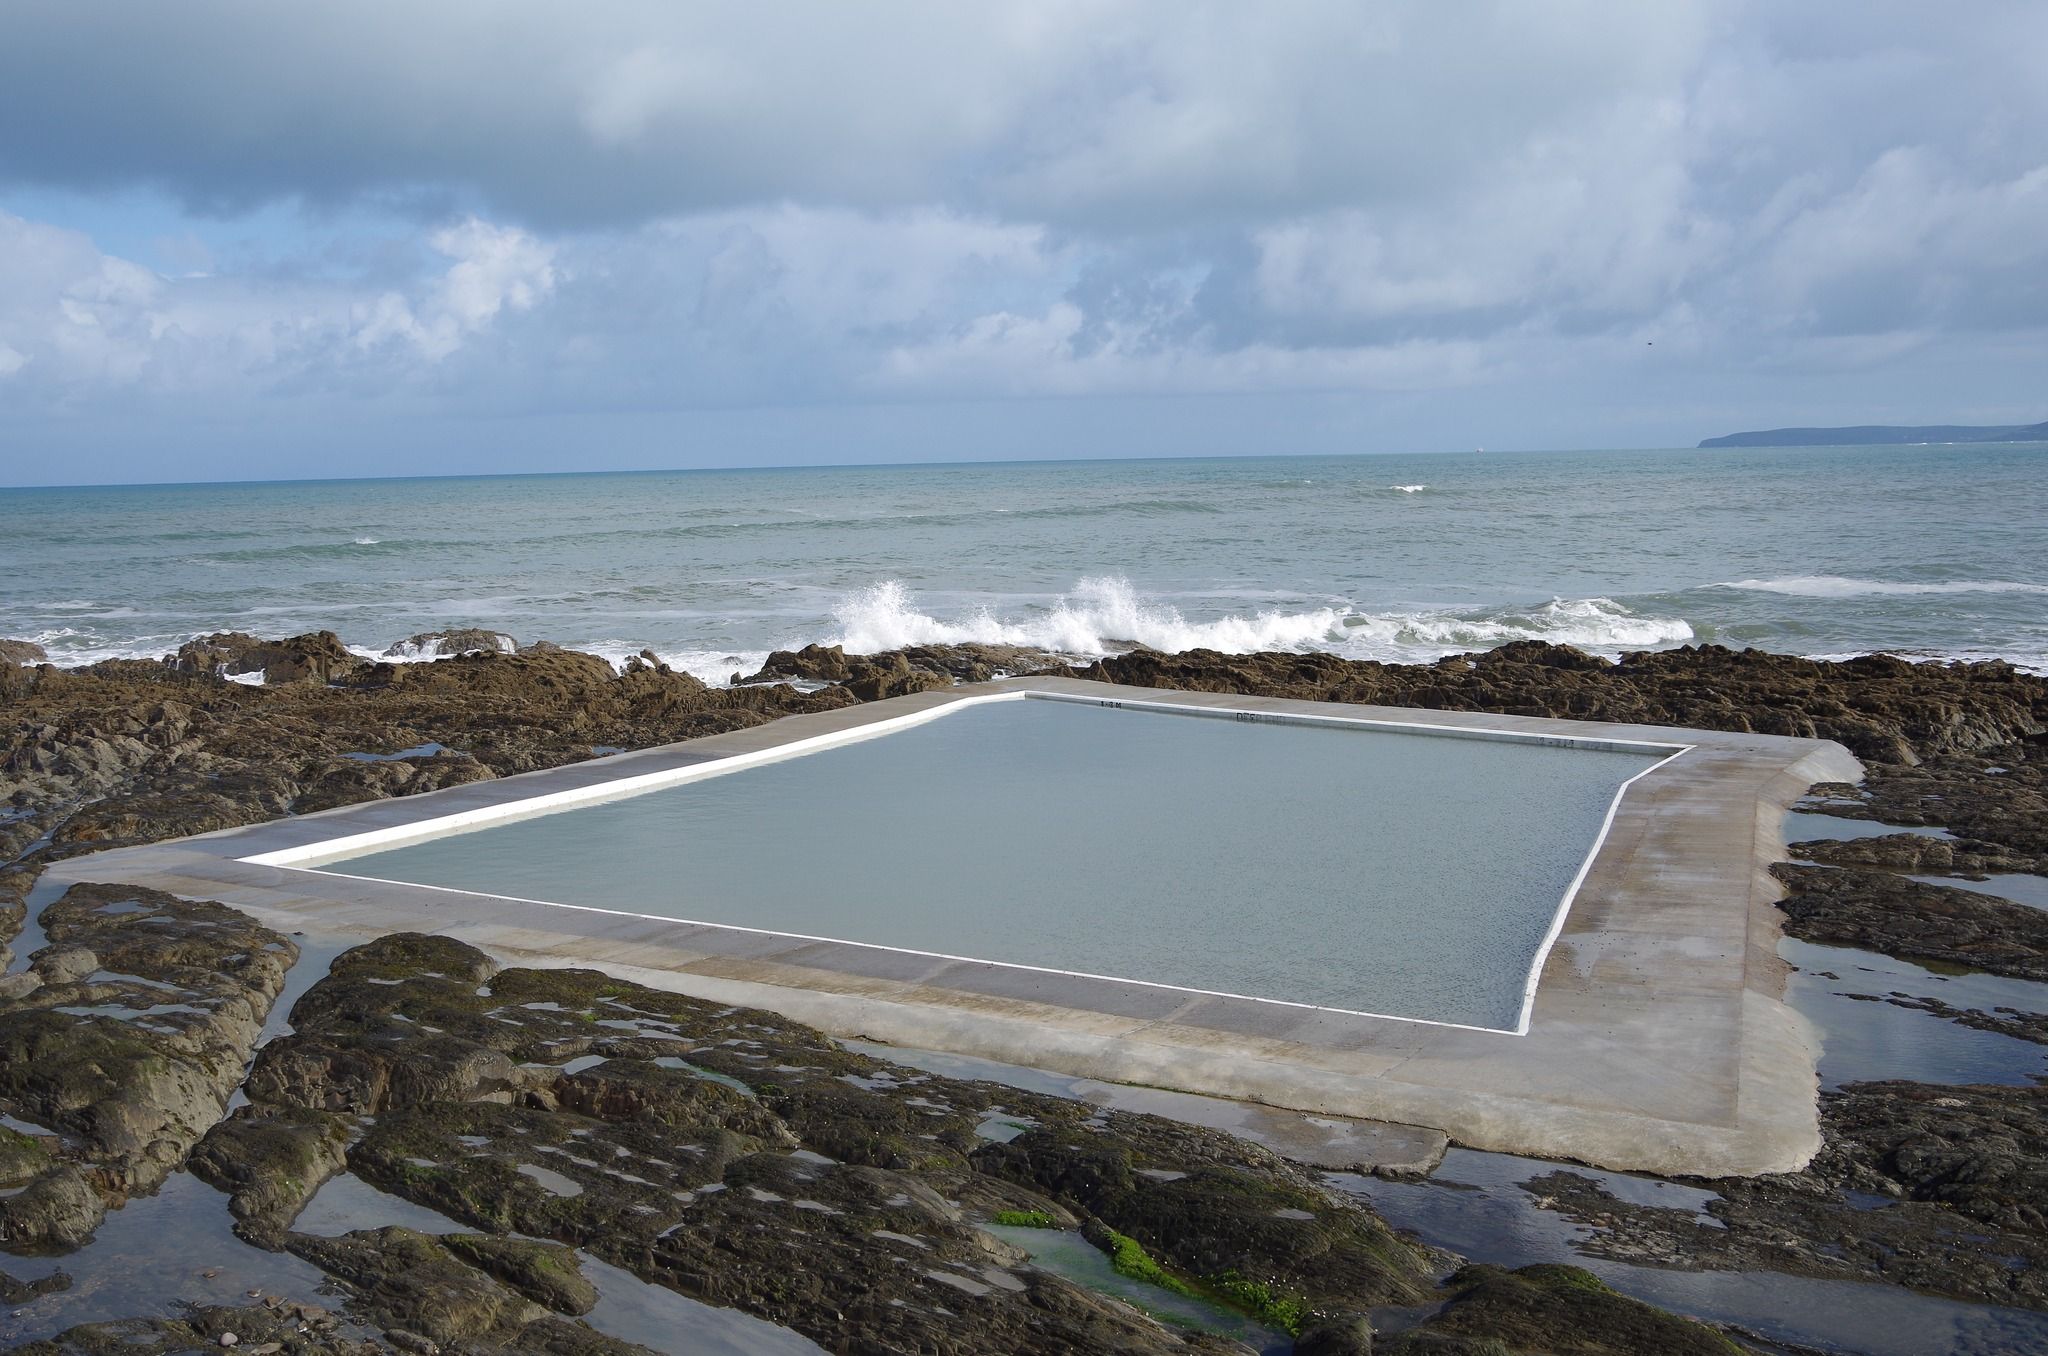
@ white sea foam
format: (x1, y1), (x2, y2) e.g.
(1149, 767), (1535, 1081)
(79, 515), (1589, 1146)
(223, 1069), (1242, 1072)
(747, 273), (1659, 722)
(1721, 576), (2048, 598)
(820, 578), (1692, 666)
(828, 578), (1347, 658)
(1391, 484), (1429, 493)
(351, 537), (382, 546)
(377, 632), (518, 660)
(577, 644), (774, 686)
(1340, 597), (1694, 654)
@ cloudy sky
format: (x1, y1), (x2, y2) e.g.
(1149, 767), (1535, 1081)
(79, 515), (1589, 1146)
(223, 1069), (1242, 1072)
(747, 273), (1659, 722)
(2, 1), (2044, 485)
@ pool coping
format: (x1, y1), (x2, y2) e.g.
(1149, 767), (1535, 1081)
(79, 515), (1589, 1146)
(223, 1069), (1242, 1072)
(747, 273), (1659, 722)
(41, 676), (1862, 1176)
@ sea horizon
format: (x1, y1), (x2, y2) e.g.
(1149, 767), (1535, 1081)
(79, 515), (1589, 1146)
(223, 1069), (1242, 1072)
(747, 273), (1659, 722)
(6, 441), (2044, 681)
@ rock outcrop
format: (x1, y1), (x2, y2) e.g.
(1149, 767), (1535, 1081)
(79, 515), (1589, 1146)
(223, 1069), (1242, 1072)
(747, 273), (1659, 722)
(0, 884), (295, 1251)
(229, 932), (1442, 1352)
(1065, 642), (2046, 767)
(383, 629), (519, 659)
(170, 630), (364, 685)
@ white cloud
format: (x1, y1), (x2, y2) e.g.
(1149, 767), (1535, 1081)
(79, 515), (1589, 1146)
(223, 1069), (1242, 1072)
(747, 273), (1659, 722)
(0, 0), (2044, 452)
(0, 211), (558, 402)
(354, 218), (557, 359)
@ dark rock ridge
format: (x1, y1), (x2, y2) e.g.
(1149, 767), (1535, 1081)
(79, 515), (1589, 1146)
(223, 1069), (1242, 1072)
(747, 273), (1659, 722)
(745, 641), (1071, 698)
(1, 643), (859, 879)
(0, 883), (294, 1250)
(189, 930), (1729, 1355)
(0, 639), (48, 665)
(1773, 863), (2048, 981)
(171, 630), (366, 685)
(1523, 1081), (2048, 1312)
(1057, 642), (2046, 767)
(243, 932), (1431, 1350)
(1699, 419), (2048, 448)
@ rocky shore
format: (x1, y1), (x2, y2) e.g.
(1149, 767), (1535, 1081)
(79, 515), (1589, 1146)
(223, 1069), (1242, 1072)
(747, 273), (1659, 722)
(4, 632), (2046, 1353)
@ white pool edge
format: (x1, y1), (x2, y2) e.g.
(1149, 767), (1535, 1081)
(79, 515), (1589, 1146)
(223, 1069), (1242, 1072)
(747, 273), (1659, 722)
(240, 687), (1692, 1038)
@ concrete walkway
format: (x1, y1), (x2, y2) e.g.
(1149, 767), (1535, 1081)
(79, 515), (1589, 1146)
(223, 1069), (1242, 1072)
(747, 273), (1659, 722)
(43, 677), (1860, 1176)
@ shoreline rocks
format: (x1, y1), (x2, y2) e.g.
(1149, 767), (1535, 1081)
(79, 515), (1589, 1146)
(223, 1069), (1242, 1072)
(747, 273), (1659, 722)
(0, 884), (295, 1252)
(6, 633), (2048, 1351)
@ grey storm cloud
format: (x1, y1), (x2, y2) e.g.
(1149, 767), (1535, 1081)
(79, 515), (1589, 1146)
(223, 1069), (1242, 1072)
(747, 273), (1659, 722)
(1, 0), (2045, 482)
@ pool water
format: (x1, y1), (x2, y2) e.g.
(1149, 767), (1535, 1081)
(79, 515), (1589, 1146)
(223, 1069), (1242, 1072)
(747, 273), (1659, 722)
(326, 698), (1667, 1030)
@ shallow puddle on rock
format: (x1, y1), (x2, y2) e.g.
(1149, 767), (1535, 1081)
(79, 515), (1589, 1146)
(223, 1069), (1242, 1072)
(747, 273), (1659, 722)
(225, 933), (351, 1113)
(1783, 938), (2048, 1087)
(1331, 1153), (2048, 1356)
(340, 742), (447, 762)
(1781, 811), (1957, 844)
(983, 1224), (1289, 1353)
(974, 1113), (1035, 1143)
(0, 1171), (347, 1347)
(295, 1171), (473, 1236)
(517, 1162), (585, 1197)
(648, 1057), (756, 1096)
(2, 874), (66, 976)
(575, 1251), (831, 1355)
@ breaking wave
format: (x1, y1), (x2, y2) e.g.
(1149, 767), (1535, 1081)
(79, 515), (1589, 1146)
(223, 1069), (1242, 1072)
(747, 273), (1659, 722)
(1720, 576), (2048, 598)
(823, 578), (1692, 665)
(1391, 484), (1429, 493)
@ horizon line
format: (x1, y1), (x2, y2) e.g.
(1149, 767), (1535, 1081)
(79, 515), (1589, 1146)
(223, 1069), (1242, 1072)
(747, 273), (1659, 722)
(0, 441), (1728, 493)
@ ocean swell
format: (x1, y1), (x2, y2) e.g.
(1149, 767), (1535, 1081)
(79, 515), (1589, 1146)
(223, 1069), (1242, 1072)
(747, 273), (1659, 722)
(1720, 576), (2048, 598)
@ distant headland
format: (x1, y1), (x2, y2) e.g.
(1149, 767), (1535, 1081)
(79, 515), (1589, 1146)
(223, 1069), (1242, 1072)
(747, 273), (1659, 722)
(1700, 420), (2048, 448)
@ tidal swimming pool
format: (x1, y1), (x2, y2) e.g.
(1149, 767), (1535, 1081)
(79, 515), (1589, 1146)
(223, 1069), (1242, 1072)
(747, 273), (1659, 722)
(313, 696), (1675, 1031)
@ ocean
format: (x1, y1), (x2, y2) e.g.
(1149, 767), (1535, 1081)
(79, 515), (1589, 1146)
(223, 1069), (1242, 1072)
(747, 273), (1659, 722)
(3, 443), (2044, 682)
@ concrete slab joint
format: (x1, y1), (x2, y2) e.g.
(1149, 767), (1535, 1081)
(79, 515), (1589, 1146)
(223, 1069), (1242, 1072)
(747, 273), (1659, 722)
(43, 676), (1860, 1178)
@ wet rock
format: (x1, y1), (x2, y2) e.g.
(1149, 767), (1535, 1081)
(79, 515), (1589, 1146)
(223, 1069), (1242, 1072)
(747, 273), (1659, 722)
(2, 638), (853, 848)
(286, 1226), (545, 1344)
(1070, 642), (2046, 766)
(1816, 1081), (2048, 1234)
(844, 659), (951, 702)
(0, 883), (296, 1219)
(752, 642), (857, 682)
(0, 639), (49, 665)
(440, 1234), (598, 1315)
(1295, 1314), (1375, 1355)
(1388, 1264), (1741, 1356)
(1519, 1079), (2048, 1312)
(189, 1105), (354, 1243)
(0, 1164), (106, 1250)
(172, 631), (364, 685)
(1838, 990), (2048, 1046)
(28, 946), (97, 985)
(0, 1263), (70, 1305)
(0, 1124), (52, 1181)
(282, 1226), (686, 1354)
(1774, 863), (2048, 981)
(744, 641), (1066, 692)
(973, 1116), (1438, 1314)
(246, 935), (1397, 1352)
(1808, 739), (2047, 872)
(8, 1300), (377, 1356)
(384, 630), (518, 659)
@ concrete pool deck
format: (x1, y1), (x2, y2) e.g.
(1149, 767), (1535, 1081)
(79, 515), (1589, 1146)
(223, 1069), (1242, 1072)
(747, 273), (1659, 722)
(41, 677), (1861, 1177)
